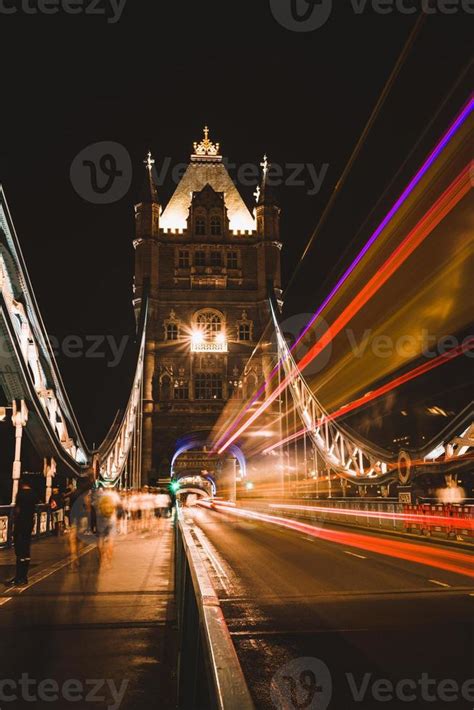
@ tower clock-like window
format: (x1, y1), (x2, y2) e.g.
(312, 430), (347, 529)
(196, 217), (206, 236)
(210, 216), (222, 235)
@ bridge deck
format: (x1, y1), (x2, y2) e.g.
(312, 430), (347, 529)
(0, 520), (176, 709)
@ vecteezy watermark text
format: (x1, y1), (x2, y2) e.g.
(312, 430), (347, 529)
(0, 0), (127, 22)
(154, 157), (330, 196)
(270, 0), (474, 32)
(0, 675), (128, 709)
(70, 142), (329, 203)
(0, 334), (130, 368)
(347, 672), (474, 704)
(271, 657), (474, 707)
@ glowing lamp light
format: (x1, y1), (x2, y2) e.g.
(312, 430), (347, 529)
(191, 330), (205, 346)
(245, 481), (254, 491)
(215, 332), (226, 346)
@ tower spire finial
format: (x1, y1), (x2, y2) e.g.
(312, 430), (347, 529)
(144, 150), (155, 172)
(139, 150), (159, 204)
(193, 126), (221, 158)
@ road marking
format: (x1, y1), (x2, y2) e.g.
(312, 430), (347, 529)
(0, 597), (12, 606)
(344, 551), (367, 560)
(428, 579), (451, 588)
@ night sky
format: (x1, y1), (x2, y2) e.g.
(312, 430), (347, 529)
(0, 2), (471, 450)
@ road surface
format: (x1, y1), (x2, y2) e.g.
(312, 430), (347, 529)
(185, 504), (474, 709)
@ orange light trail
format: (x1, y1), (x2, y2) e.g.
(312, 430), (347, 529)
(218, 165), (472, 454)
(201, 501), (474, 578)
(269, 503), (474, 533)
(262, 336), (473, 455)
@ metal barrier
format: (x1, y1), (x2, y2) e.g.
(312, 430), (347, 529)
(249, 498), (473, 543)
(0, 504), (53, 548)
(175, 512), (254, 710)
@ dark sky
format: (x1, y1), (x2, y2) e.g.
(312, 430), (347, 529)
(0, 1), (471, 447)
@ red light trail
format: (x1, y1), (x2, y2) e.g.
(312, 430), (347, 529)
(218, 164), (471, 454)
(262, 336), (473, 455)
(212, 99), (474, 454)
(201, 501), (474, 579)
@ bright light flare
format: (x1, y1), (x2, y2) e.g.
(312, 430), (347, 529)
(191, 329), (204, 346)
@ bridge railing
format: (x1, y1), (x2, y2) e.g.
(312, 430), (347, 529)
(0, 503), (53, 548)
(243, 498), (474, 543)
(175, 511), (254, 710)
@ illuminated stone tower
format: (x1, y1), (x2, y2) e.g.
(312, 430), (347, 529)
(133, 129), (282, 482)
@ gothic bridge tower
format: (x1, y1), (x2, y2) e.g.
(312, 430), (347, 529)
(133, 129), (282, 482)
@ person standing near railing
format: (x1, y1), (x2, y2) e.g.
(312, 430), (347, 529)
(5, 478), (37, 587)
(49, 486), (64, 536)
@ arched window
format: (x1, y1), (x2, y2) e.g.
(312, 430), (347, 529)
(196, 310), (222, 339)
(210, 216), (222, 235)
(195, 217), (206, 236)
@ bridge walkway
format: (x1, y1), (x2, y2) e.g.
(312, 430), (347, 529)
(0, 519), (176, 709)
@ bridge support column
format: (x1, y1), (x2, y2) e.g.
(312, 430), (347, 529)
(141, 342), (155, 485)
(43, 457), (57, 503)
(11, 400), (28, 504)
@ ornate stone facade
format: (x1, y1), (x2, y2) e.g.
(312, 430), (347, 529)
(133, 129), (282, 482)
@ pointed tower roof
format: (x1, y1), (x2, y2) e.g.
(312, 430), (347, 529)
(160, 128), (255, 233)
(139, 151), (159, 204)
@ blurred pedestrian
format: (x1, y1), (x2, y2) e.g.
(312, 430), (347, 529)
(94, 488), (120, 566)
(63, 483), (74, 531)
(49, 486), (64, 536)
(69, 477), (93, 569)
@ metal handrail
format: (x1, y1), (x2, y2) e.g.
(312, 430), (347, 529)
(176, 511), (254, 710)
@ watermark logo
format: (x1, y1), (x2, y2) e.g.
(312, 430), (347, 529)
(0, 674), (128, 709)
(70, 142), (132, 204)
(271, 659), (474, 707)
(271, 313), (332, 377)
(270, 0), (474, 31)
(269, 0), (333, 32)
(152, 157), (329, 197)
(0, 0), (128, 23)
(271, 657), (332, 709)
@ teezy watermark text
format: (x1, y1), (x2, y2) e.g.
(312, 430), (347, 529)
(0, 675), (128, 709)
(0, 0), (127, 24)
